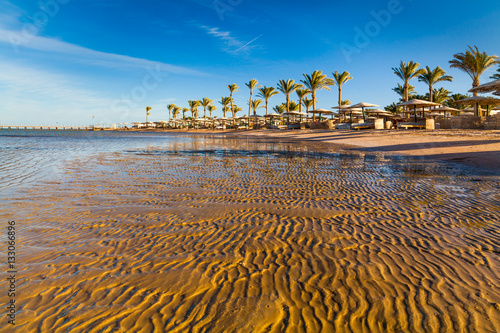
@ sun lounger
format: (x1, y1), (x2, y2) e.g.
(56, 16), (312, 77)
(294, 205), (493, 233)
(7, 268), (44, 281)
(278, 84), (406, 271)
(397, 122), (426, 129)
(351, 123), (374, 130)
(336, 124), (351, 130)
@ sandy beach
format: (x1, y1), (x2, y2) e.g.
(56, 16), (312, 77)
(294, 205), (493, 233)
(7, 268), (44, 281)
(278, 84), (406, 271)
(238, 129), (500, 172)
(147, 128), (500, 173)
(1, 131), (499, 332)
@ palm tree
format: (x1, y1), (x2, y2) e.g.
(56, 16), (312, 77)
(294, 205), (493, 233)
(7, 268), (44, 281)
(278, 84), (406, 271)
(392, 61), (425, 102)
(257, 86), (279, 115)
(277, 79), (302, 112)
(232, 105), (242, 126)
(341, 99), (351, 105)
(392, 83), (416, 101)
(288, 101), (299, 111)
(445, 93), (471, 110)
(332, 71), (353, 108)
(228, 83), (239, 117)
(146, 106), (152, 125)
(301, 70), (334, 111)
(182, 108), (189, 120)
(219, 97), (231, 118)
(201, 98), (213, 119)
(385, 102), (402, 114)
(250, 99), (263, 115)
(245, 79), (261, 117)
(207, 105), (217, 118)
(303, 98), (313, 113)
(491, 67), (500, 80)
(417, 66), (453, 102)
(167, 104), (175, 122)
(172, 106), (180, 120)
(273, 104), (286, 115)
(449, 46), (499, 95)
(430, 87), (450, 104)
(295, 88), (311, 113)
(188, 100), (201, 123)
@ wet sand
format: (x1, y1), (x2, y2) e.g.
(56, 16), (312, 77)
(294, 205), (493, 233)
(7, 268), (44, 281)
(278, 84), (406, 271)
(1, 136), (499, 332)
(155, 128), (500, 172)
(230, 129), (500, 172)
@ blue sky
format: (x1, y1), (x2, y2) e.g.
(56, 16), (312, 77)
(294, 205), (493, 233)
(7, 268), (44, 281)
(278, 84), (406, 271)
(1, 0), (499, 125)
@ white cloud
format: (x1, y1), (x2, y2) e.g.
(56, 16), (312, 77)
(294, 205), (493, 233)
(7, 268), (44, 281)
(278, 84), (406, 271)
(201, 25), (262, 55)
(0, 29), (205, 76)
(0, 61), (107, 105)
(0, 1), (205, 76)
(0, 60), (121, 125)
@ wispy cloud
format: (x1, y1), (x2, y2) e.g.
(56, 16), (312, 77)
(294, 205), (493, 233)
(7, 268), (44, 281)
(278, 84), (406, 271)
(0, 60), (118, 125)
(0, 29), (206, 76)
(0, 2), (205, 77)
(0, 60), (110, 106)
(200, 25), (262, 55)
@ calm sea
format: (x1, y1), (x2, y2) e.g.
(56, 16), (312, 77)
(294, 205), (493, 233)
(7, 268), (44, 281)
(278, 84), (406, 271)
(1, 129), (497, 195)
(0, 130), (192, 193)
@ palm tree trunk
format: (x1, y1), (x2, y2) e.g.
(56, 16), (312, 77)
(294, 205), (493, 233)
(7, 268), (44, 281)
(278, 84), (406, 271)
(248, 91), (252, 117)
(312, 91), (316, 121)
(338, 87), (342, 108)
(265, 100), (269, 116)
(429, 86), (433, 102)
(230, 93), (234, 117)
(472, 77), (479, 97)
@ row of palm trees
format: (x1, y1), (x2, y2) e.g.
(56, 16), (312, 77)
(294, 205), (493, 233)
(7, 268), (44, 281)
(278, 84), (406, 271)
(392, 46), (499, 105)
(151, 70), (356, 124)
(147, 46), (498, 124)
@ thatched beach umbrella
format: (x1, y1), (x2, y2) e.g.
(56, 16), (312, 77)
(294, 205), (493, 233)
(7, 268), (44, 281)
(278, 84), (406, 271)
(367, 109), (392, 123)
(367, 109), (392, 116)
(431, 105), (462, 118)
(340, 107), (363, 123)
(468, 79), (500, 95)
(264, 112), (281, 126)
(398, 99), (441, 122)
(332, 105), (353, 123)
(453, 96), (500, 116)
(350, 102), (379, 122)
(311, 109), (334, 121)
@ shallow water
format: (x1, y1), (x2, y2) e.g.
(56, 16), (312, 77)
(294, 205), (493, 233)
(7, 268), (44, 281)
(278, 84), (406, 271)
(0, 130), (499, 332)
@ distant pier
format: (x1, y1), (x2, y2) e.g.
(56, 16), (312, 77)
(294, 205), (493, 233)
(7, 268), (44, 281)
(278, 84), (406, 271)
(0, 126), (94, 131)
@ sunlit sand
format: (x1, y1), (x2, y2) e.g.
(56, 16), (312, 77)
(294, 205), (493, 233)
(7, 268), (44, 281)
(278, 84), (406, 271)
(1, 137), (499, 332)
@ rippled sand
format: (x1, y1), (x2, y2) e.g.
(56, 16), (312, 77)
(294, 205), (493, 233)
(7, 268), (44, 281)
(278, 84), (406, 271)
(1, 138), (500, 332)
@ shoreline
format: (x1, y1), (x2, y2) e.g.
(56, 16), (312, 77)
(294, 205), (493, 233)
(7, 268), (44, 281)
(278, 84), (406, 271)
(119, 128), (500, 173)
(3, 128), (500, 331)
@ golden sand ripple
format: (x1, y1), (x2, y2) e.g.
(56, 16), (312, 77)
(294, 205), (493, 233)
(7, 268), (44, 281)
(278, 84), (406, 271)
(1, 139), (499, 332)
